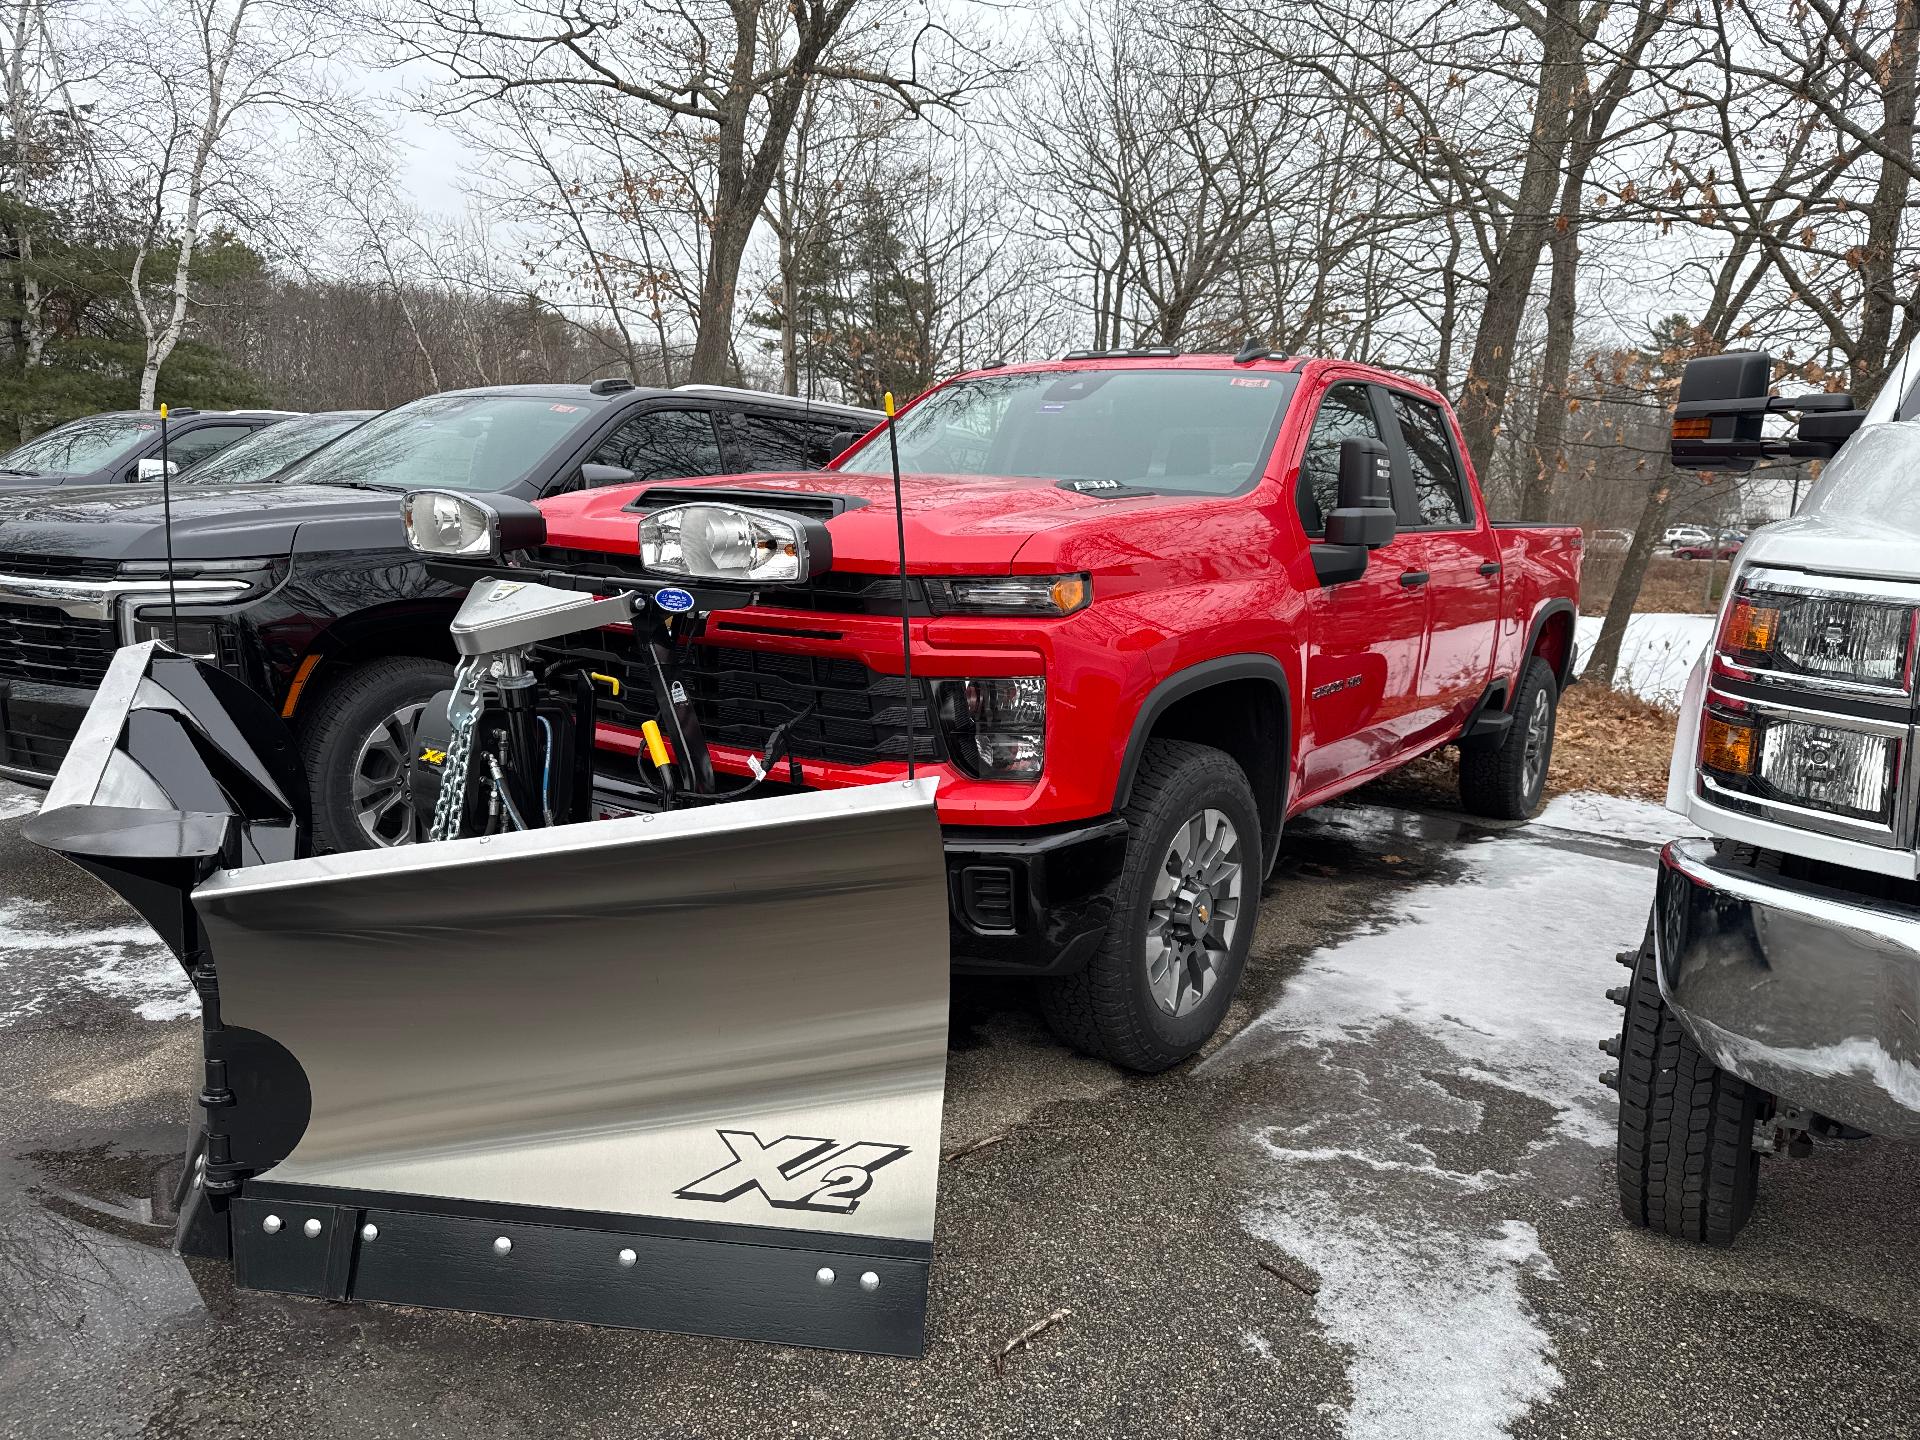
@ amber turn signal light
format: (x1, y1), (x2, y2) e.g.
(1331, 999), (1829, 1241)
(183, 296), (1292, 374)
(1701, 712), (1757, 776)
(1049, 575), (1091, 613)
(1672, 416), (1713, 440)
(1721, 596), (1780, 657)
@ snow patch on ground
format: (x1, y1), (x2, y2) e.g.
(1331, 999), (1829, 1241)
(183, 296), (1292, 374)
(0, 781), (39, 820)
(1214, 835), (1648, 1145)
(1534, 790), (1703, 847)
(0, 898), (194, 1027)
(1573, 612), (1714, 707)
(1218, 800), (1663, 1438)
(1248, 1209), (1561, 1440)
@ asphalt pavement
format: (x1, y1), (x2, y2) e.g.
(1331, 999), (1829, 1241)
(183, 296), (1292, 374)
(2, 780), (1916, 1440)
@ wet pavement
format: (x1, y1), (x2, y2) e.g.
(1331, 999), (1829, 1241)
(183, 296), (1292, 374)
(3, 779), (1918, 1439)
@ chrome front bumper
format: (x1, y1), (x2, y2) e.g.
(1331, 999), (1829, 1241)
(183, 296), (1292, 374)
(1655, 838), (1920, 1139)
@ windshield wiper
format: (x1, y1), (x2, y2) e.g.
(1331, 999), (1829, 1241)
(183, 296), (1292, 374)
(0, 467), (43, 477)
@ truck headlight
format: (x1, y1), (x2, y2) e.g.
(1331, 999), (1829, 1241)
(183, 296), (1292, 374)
(403, 490), (546, 561)
(923, 575), (1091, 616)
(1719, 575), (1916, 695)
(639, 503), (827, 585)
(935, 676), (1045, 781)
(1700, 703), (1899, 825)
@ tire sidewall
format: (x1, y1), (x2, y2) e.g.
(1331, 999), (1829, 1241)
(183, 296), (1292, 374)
(1115, 759), (1262, 1059)
(304, 660), (452, 853)
(1517, 662), (1557, 813)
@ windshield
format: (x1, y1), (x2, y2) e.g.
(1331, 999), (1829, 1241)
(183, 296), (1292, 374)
(185, 412), (370, 486)
(837, 368), (1299, 494)
(275, 393), (592, 492)
(0, 415), (156, 476)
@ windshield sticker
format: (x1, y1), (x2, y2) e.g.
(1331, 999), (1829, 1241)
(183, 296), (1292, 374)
(549, 403), (582, 413)
(1230, 377), (1271, 388)
(1039, 402), (1067, 412)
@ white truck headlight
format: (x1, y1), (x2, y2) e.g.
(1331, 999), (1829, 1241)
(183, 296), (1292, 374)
(1700, 704), (1900, 825)
(935, 676), (1045, 781)
(639, 503), (827, 585)
(1720, 573), (1916, 696)
(403, 490), (546, 561)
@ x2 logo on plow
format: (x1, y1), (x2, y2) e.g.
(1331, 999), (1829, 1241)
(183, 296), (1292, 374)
(675, 1130), (911, 1214)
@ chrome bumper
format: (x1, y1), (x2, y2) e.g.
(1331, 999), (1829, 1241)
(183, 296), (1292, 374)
(1655, 838), (1920, 1140)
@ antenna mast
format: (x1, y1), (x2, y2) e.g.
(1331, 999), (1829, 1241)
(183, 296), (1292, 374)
(158, 403), (180, 645)
(883, 391), (915, 781)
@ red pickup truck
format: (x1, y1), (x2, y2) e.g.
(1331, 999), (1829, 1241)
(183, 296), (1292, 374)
(538, 353), (1582, 1069)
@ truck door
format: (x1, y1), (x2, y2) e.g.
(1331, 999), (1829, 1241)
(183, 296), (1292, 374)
(1383, 388), (1501, 740)
(1294, 380), (1432, 798)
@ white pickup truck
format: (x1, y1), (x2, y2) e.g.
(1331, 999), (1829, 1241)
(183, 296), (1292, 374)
(1611, 345), (1918, 1245)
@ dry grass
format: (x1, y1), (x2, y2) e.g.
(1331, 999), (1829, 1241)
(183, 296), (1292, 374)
(1580, 554), (1727, 616)
(1356, 682), (1679, 812)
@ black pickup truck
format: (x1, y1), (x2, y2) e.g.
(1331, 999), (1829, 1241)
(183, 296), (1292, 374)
(0, 380), (878, 851)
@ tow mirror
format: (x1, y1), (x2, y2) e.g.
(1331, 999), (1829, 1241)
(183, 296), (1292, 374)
(1313, 436), (1396, 586)
(135, 457), (178, 482)
(1671, 351), (1864, 472)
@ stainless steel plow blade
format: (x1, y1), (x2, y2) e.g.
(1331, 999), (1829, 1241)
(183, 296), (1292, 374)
(27, 643), (951, 1356)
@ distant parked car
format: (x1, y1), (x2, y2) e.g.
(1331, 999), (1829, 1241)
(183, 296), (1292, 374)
(171, 409), (376, 487)
(1586, 528), (1633, 553)
(1671, 529), (1745, 560)
(0, 407), (301, 489)
(1662, 524), (1712, 549)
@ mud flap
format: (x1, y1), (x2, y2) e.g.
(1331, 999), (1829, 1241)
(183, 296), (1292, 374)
(26, 643), (952, 1356)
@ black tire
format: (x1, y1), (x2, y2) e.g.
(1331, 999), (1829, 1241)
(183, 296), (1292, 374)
(1459, 655), (1557, 820)
(1040, 739), (1261, 1073)
(1614, 921), (1767, 1245)
(299, 656), (453, 854)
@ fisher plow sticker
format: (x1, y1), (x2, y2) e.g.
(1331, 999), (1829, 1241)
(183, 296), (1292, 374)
(676, 1129), (910, 1214)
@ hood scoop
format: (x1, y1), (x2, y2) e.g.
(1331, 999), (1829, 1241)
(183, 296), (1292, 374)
(623, 485), (867, 521)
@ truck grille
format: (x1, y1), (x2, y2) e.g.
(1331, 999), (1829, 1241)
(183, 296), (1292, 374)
(0, 604), (118, 686)
(557, 640), (941, 765)
(0, 551), (119, 582)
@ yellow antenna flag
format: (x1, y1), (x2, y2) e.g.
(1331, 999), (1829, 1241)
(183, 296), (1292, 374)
(884, 392), (895, 417)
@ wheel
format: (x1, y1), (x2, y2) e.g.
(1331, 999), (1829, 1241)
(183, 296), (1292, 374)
(1040, 739), (1261, 1072)
(1612, 921), (1768, 1245)
(1459, 655), (1557, 820)
(299, 656), (453, 853)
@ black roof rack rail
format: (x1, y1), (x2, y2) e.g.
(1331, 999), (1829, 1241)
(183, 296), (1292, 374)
(1058, 346), (1183, 361)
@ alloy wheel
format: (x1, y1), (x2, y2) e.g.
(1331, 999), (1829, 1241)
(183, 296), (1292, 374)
(352, 701), (428, 848)
(1520, 686), (1552, 798)
(1145, 807), (1244, 1017)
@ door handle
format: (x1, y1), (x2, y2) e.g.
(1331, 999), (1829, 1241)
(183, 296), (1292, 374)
(1479, 561), (1502, 576)
(1399, 570), (1429, 587)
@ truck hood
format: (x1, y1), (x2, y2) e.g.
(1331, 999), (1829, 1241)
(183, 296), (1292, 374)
(0, 482), (394, 564)
(545, 469), (1194, 571)
(1737, 509), (1920, 585)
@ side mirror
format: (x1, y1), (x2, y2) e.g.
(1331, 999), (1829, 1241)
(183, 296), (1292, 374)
(578, 462), (637, 490)
(820, 430), (862, 465)
(1324, 436), (1396, 548)
(1671, 350), (1864, 472)
(1312, 436), (1396, 587)
(135, 457), (179, 482)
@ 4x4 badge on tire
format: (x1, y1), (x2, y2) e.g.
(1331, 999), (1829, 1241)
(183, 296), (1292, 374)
(675, 1129), (909, 1214)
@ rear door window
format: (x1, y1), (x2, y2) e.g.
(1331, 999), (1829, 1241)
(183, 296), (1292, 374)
(1389, 392), (1473, 528)
(1296, 383), (1383, 536)
(727, 412), (824, 472)
(167, 424), (255, 473)
(587, 408), (725, 484)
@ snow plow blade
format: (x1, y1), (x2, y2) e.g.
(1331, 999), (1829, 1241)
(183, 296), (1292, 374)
(26, 643), (952, 1356)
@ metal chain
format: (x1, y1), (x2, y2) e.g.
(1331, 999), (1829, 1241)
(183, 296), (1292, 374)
(428, 657), (487, 842)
